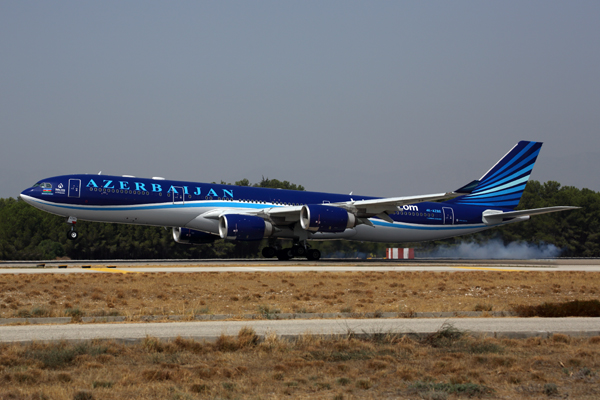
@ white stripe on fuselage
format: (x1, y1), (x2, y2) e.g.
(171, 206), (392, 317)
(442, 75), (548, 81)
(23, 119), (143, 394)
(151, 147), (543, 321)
(20, 195), (493, 243)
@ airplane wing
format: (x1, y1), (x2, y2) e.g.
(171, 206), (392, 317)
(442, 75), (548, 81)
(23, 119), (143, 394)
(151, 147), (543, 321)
(333, 192), (460, 217)
(240, 191), (462, 225)
(482, 206), (580, 225)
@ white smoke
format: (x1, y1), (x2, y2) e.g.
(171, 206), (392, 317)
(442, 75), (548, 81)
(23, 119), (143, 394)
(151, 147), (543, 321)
(421, 239), (562, 259)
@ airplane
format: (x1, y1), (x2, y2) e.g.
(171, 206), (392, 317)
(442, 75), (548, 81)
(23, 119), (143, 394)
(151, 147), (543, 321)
(19, 141), (578, 260)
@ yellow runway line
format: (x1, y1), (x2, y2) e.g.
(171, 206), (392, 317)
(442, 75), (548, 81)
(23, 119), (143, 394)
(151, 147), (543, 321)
(454, 266), (523, 272)
(90, 268), (138, 274)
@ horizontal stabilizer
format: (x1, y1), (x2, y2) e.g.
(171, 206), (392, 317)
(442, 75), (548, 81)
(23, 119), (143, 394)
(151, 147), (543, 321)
(482, 206), (580, 225)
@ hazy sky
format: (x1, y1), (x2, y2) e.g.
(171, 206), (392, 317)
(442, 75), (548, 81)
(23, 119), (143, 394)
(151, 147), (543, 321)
(2, 1), (599, 199)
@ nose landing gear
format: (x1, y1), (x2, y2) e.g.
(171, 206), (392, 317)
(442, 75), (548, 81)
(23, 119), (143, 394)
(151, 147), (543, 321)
(66, 216), (78, 241)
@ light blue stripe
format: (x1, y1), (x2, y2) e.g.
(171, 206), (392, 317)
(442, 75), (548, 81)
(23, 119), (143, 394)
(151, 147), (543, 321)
(466, 184), (527, 199)
(475, 163), (534, 193)
(467, 176), (529, 197)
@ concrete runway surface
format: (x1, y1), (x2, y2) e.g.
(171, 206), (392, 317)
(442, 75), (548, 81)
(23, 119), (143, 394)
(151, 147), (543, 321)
(1, 317), (599, 343)
(1, 258), (600, 273)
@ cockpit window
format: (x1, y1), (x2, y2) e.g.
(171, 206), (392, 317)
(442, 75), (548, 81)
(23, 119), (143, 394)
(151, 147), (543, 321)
(32, 183), (41, 187)
(34, 182), (52, 188)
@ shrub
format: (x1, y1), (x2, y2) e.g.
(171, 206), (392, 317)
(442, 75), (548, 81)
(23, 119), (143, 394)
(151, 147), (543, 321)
(468, 340), (504, 354)
(215, 334), (238, 352)
(25, 342), (108, 368)
(512, 300), (600, 317)
(544, 383), (558, 396)
(258, 305), (280, 319)
(73, 391), (94, 400)
(337, 377), (351, 386)
(408, 381), (492, 397)
(92, 381), (113, 388)
(356, 379), (372, 389)
(65, 308), (83, 317)
(423, 323), (464, 348)
(190, 383), (208, 393)
(237, 327), (258, 348)
(473, 303), (493, 312)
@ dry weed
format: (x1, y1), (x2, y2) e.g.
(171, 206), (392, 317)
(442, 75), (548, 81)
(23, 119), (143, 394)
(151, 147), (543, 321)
(2, 270), (598, 320)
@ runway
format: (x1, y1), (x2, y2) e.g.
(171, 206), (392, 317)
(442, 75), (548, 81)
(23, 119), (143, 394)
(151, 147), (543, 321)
(1, 259), (598, 344)
(0, 317), (598, 343)
(1, 258), (600, 273)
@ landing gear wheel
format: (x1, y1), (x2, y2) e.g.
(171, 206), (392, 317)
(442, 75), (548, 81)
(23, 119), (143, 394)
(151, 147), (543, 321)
(292, 245), (307, 257)
(276, 248), (292, 261)
(262, 246), (277, 258)
(306, 249), (321, 261)
(67, 230), (78, 240)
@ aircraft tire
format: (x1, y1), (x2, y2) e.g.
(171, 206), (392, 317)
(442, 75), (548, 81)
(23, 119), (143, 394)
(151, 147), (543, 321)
(306, 249), (321, 261)
(292, 245), (306, 257)
(67, 231), (78, 240)
(276, 249), (292, 261)
(261, 247), (277, 258)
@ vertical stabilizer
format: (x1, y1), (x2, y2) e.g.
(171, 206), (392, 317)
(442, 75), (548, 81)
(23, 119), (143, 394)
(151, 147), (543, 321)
(447, 141), (543, 209)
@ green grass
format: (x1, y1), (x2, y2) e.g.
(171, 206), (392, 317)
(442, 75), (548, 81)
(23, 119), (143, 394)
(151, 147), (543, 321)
(408, 381), (493, 397)
(23, 342), (109, 368)
(257, 305), (281, 319)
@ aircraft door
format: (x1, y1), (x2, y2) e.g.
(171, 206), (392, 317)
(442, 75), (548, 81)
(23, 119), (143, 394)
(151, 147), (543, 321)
(68, 179), (81, 198)
(172, 186), (185, 204)
(442, 207), (454, 225)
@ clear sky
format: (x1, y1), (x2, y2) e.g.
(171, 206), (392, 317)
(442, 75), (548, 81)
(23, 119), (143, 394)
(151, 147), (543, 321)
(1, 1), (599, 199)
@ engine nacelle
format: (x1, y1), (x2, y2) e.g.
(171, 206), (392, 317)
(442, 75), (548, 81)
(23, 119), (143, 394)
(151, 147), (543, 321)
(300, 204), (356, 233)
(172, 227), (219, 244)
(219, 214), (273, 241)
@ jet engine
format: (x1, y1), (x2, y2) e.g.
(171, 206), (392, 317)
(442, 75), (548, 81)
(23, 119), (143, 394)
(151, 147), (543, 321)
(300, 204), (356, 233)
(219, 214), (273, 241)
(172, 227), (220, 244)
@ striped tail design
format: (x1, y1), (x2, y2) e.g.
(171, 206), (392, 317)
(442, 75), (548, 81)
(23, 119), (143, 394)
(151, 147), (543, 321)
(447, 141), (542, 209)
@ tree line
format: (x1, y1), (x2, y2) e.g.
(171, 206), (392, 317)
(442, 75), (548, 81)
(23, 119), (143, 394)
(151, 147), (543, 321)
(1, 179), (598, 260)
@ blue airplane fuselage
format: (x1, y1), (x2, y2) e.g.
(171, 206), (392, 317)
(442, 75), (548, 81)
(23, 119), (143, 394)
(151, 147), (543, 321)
(20, 173), (510, 244)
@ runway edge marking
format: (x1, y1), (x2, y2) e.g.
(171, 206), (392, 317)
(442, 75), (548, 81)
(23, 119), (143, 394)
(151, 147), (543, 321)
(90, 268), (138, 274)
(455, 266), (524, 272)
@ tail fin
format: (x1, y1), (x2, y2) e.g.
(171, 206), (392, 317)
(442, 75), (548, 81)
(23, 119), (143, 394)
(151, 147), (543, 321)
(447, 141), (543, 209)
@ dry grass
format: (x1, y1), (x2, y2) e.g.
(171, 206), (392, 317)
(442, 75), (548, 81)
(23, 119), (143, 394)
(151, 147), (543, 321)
(0, 329), (599, 399)
(1, 270), (599, 319)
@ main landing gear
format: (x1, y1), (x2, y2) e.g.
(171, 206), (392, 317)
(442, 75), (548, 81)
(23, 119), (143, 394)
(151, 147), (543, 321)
(261, 241), (321, 261)
(66, 216), (78, 241)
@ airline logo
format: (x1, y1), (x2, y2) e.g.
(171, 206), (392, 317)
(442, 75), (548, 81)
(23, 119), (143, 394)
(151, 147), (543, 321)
(85, 178), (234, 198)
(55, 183), (66, 195)
(402, 205), (419, 211)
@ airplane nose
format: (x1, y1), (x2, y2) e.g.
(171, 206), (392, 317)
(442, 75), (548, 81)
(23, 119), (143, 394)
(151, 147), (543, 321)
(19, 187), (37, 204)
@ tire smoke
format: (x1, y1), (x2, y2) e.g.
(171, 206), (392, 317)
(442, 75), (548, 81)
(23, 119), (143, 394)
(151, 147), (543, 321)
(421, 239), (562, 259)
